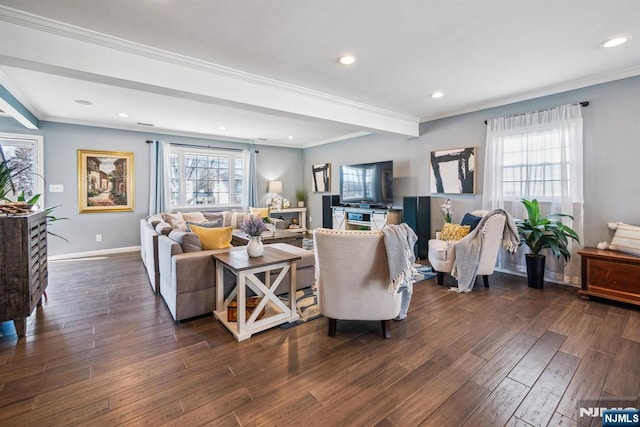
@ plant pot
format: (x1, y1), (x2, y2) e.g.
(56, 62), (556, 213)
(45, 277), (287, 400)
(525, 254), (545, 289)
(297, 201), (304, 207)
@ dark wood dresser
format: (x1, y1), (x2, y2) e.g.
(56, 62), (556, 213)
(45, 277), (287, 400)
(0, 211), (48, 337)
(578, 247), (640, 307)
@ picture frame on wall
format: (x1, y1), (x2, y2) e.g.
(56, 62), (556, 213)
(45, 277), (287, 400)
(430, 147), (476, 194)
(78, 149), (134, 213)
(312, 162), (331, 192)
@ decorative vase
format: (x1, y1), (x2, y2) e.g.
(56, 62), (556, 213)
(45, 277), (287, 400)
(525, 254), (545, 289)
(246, 236), (264, 257)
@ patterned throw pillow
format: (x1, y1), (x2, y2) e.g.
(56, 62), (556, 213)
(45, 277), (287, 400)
(223, 211), (252, 228)
(609, 222), (640, 257)
(440, 223), (471, 241)
(161, 212), (187, 231)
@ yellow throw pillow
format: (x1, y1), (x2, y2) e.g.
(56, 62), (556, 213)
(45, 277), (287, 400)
(189, 225), (233, 250)
(440, 223), (471, 241)
(250, 207), (269, 219)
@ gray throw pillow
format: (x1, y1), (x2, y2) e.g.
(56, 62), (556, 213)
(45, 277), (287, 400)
(155, 222), (173, 236)
(186, 220), (222, 231)
(168, 230), (202, 253)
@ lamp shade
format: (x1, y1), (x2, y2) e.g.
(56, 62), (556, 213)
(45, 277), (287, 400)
(268, 180), (283, 193)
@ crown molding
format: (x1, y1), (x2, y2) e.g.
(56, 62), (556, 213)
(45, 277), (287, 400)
(0, 6), (417, 124)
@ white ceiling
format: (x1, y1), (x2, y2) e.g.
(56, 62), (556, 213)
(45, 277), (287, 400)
(1, 1), (639, 148)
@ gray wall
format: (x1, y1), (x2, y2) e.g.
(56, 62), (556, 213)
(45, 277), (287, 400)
(303, 75), (640, 247)
(0, 118), (303, 256)
(3, 74), (638, 255)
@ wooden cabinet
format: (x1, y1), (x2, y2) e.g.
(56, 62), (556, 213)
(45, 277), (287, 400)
(0, 211), (48, 337)
(577, 247), (640, 307)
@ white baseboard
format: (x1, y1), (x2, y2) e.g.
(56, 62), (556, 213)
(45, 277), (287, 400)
(48, 246), (141, 261)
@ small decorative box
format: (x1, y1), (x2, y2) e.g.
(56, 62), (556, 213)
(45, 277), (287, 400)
(227, 297), (265, 322)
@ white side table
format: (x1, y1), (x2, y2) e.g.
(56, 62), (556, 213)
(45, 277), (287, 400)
(212, 246), (301, 341)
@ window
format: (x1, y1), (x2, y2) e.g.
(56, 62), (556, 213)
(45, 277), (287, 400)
(168, 146), (245, 209)
(502, 130), (569, 200)
(0, 133), (44, 202)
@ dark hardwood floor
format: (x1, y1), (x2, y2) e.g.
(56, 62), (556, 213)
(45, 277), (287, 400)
(0, 251), (639, 426)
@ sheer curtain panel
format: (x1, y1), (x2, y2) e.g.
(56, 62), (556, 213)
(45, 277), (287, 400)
(483, 103), (584, 285)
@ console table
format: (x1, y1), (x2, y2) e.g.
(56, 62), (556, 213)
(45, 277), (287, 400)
(577, 247), (640, 307)
(269, 207), (307, 233)
(212, 246), (301, 341)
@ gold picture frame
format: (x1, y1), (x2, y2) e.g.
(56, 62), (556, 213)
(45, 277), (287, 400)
(78, 149), (134, 213)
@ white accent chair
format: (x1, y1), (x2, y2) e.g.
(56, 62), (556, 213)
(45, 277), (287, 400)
(313, 228), (402, 339)
(428, 210), (507, 288)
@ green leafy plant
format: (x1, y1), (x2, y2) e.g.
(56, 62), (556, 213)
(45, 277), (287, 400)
(516, 198), (579, 262)
(1, 160), (69, 242)
(295, 187), (308, 203)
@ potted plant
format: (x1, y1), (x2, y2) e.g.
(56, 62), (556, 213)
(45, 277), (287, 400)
(516, 198), (580, 289)
(295, 188), (307, 207)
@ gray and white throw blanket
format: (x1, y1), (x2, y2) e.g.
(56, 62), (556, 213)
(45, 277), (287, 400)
(382, 223), (418, 320)
(451, 209), (520, 293)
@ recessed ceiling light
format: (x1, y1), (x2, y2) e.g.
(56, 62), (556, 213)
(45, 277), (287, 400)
(118, 112), (129, 118)
(218, 126), (226, 131)
(601, 36), (631, 48)
(287, 135), (294, 140)
(431, 91), (444, 99)
(75, 99), (93, 105)
(337, 55), (357, 65)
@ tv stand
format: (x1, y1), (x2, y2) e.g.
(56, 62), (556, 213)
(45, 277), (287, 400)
(332, 206), (401, 231)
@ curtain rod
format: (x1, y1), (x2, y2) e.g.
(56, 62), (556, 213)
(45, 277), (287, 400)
(484, 101), (589, 125)
(145, 140), (255, 153)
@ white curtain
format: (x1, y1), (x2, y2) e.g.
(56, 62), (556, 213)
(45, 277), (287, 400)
(483, 103), (583, 285)
(245, 148), (258, 208)
(148, 140), (171, 214)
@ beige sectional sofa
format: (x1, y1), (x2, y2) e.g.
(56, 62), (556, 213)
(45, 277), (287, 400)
(140, 211), (314, 322)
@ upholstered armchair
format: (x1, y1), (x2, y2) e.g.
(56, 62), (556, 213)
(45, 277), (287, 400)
(313, 228), (402, 339)
(428, 210), (507, 288)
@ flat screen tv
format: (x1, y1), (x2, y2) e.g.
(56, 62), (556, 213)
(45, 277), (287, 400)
(339, 160), (393, 207)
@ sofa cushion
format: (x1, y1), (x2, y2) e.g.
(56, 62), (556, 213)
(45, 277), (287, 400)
(250, 207), (270, 218)
(180, 211), (207, 222)
(189, 225), (233, 250)
(440, 223), (471, 241)
(162, 212), (188, 231)
(155, 221), (174, 236)
(461, 213), (482, 232)
(147, 214), (164, 228)
(203, 212), (224, 223)
(186, 220), (222, 231)
(223, 210), (252, 228)
(168, 229), (202, 252)
(609, 222), (640, 257)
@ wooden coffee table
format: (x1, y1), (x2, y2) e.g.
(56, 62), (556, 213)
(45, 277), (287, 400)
(212, 246), (301, 341)
(231, 229), (303, 247)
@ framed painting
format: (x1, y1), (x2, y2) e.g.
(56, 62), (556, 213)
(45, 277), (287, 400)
(430, 147), (476, 194)
(78, 149), (134, 213)
(312, 162), (331, 192)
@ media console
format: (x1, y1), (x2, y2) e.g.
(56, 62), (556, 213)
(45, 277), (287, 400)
(332, 206), (401, 231)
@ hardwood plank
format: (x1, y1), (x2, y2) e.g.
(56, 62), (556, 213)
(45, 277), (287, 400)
(419, 380), (491, 426)
(507, 330), (567, 387)
(162, 388), (252, 426)
(471, 333), (538, 391)
(589, 312), (628, 355)
(603, 338), (640, 397)
(462, 377), (530, 427)
(386, 352), (486, 426)
(549, 300), (590, 335)
(513, 350), (581, 426)
(555, 349), (614, 422)
(558, 314), (601, 357)
(621, 310), (640, 342)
